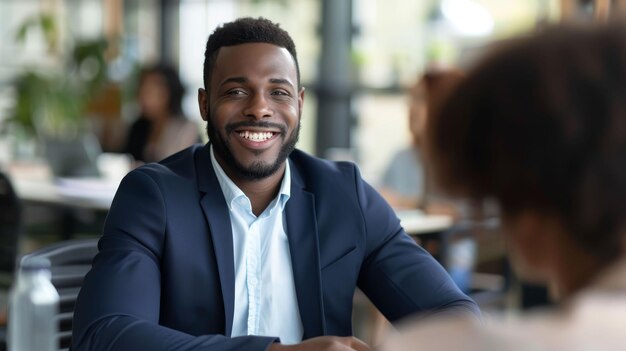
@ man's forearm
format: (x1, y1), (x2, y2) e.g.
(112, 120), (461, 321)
(73, 315), (277, 351)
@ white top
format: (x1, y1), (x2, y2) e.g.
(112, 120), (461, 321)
(383, 257), (626, 351)
(210, 146), (303, 344)
(144, 118), (198, 163)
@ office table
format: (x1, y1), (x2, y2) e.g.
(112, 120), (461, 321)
(7, 159), (124, 212)
(7, 162), (118, 239)
(9, 162), (455, 246)
(12, 177), (116, 211)
(12, 172), (454, 234)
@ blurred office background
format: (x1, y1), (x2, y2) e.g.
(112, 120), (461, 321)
(0, 0), (572, 178)
(2, 0), (621, 191)
(2, 0), (620, 180)
(0, 0), (623, 346)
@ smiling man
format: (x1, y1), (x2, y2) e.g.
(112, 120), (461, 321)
(72, 18), (479, 351)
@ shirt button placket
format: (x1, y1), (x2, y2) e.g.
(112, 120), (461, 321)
(246, 221), (260, 335)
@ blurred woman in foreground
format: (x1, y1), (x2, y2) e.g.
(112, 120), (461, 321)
(385, 23), (626, 351)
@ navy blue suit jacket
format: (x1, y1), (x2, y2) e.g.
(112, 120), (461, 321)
(73, 144), (478, 351)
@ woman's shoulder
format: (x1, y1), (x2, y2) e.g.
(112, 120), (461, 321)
(164, 116), (201, 144)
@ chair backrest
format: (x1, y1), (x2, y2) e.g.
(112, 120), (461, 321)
(0, 172), (20, 351)
(20, 238), (99, 351)
(0, 172), (21, 290)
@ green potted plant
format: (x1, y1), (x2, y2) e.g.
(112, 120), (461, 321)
(6, 12), (109, 176)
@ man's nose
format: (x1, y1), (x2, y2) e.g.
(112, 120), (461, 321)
(243, 93), (273, 119)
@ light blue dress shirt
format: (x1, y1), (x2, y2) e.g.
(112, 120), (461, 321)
(210, 146), (304, 344)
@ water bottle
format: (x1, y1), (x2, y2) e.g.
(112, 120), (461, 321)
(447, 237), (477, 294)
(8, 257), (59, 351)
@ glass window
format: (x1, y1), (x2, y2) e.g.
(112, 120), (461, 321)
(352, 0), (559, 184)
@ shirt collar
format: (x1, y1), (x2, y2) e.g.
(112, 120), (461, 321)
(209, 144), (291, 214)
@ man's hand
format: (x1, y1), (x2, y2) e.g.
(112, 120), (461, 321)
(268, 336), (371, 351)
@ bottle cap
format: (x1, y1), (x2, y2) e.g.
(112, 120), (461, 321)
(20, 257), (51, 271)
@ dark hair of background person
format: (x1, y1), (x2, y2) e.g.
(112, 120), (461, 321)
(139, 63), (186, 116)
(427, 23), (626, 263)
(202, 17), (300, 91)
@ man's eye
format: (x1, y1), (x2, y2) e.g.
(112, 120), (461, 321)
(272, 90), (289, 96)
(227, 89), (246, 96)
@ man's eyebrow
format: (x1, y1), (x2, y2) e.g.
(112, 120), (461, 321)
(219, 77), (248, 87)
(219, 77), (295, 89)
(269, 78), (295, 89)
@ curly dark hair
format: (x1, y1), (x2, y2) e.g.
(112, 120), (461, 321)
(139, 63), (185, 116)
(428, 23), (626, 261)
(202, 17), (300, 91)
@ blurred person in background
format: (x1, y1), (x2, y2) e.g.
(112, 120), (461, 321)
(123, 63), (201, 164)
(384, 22), (626, 350)
(380, 69), (480, 294)
(379, 69), (463, 214)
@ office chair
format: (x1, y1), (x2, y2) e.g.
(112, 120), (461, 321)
(0, 172), (21, 351)
(458, 220), (511, 310)
(20, 238), (99, 351)
(0, 172), (21, 287)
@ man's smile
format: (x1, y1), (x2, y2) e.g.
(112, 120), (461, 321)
(234, 129), (281, 150)
(236, 130), (278, 141)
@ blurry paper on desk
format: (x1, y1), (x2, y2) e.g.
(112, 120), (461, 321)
(55, 177), (120, 204)
(396, 209), (454, 234)
(96, 153), (132, 183)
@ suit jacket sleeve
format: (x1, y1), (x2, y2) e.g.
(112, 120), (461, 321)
(354, 166), (481, 322)
(72, 169), (277, 351)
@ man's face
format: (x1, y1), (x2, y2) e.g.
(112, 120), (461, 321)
(198, 43), (304, 181)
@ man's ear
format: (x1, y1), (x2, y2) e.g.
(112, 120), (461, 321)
(298, 87), (305, 116)
(198, 88), (208, 121)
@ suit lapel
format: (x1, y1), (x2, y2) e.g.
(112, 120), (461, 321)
(285, 160), (326, 338)
(196, 144), (235, 336)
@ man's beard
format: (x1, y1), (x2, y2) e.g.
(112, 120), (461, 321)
(207, 119), (300, 181)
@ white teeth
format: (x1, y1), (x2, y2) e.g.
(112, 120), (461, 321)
(238, 131), (274, 142)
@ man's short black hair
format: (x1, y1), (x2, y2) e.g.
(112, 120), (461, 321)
(203, 17), (300, 91)
(428, 23), (626, 261)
